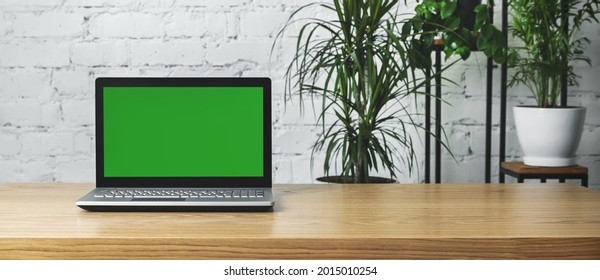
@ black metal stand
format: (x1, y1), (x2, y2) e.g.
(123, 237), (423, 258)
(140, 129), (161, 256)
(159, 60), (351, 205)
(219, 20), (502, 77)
(499, 0), (509, 183)
(435, 48), (442, 183)
(425, 68), (431, 184)
(423, 0), (510, 184)
(561, 0), (569, 107)
(483, 2), (495, 183)
(424, 46), (442, 184)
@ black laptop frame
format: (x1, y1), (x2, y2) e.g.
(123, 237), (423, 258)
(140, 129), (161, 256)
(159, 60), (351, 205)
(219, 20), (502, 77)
(95, 77), (272, 188)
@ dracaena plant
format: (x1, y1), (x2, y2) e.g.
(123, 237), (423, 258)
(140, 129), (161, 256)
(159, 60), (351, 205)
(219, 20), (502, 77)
(508, 0), (600, 107)
(275, 0), (437, 183)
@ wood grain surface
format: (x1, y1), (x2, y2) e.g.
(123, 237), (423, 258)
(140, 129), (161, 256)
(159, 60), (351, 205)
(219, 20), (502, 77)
(0, 183), (599, 259)
(501, 161), (588, 174)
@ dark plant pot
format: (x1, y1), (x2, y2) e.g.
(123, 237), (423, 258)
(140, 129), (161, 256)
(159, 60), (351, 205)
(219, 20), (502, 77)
(458, 0), (482, 30)
(316, 176), (396, 184)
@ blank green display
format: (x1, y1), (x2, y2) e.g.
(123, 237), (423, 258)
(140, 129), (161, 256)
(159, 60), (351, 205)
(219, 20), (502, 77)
(103, 87), (263, 177)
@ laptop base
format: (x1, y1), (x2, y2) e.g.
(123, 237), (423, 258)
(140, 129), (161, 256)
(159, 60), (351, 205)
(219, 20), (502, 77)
(77, 205), (274, 212)
(76, 187), (274, 212)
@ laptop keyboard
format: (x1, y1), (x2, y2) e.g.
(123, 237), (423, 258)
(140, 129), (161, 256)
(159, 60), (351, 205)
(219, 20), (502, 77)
(94, 189), (264, 199)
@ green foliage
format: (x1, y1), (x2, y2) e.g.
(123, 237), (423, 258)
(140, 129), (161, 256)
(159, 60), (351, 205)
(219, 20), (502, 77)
(274, 0), (435, 183)
(508, 0), (599, 108)
(407, 0), (507, 65)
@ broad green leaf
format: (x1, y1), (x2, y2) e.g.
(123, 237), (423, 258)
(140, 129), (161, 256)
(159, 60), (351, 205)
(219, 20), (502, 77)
(475, 7), (488, 24)
(481, 24), (494, 40)
(508, 51), (519, 67)
(456, 46), (471, 60)
(473, 4), (486, 13)
(493, 49), (505, 64)
(491, 29), (505, 53)
(444, 16), (460, 30)
(483, 45), (493, 57)
(476, 35), (486, 51)
(459, 28), (472, 44)
(441, 2), (457, 19)
(444, 46), (453, 60)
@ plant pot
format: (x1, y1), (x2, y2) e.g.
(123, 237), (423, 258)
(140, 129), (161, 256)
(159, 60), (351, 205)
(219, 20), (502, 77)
(316, 176), (396, 184)
(513, 106), (586, 167)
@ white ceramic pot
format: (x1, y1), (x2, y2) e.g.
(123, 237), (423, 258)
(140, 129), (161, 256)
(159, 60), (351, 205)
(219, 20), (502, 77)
(513, 106), (586, 167)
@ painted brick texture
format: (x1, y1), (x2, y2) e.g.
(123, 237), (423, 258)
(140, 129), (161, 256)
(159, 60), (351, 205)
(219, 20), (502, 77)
(0, 0), (598, 188)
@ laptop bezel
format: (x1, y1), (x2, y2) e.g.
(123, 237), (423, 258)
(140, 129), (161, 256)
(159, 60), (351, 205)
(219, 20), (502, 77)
(95, 77), (272, 188)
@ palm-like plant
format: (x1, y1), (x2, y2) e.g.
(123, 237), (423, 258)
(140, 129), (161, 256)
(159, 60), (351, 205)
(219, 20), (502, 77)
(278, 0), (428, 183)
(508, 0), (600, 107)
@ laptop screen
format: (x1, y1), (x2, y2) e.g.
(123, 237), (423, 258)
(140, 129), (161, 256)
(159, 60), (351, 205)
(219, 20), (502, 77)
(102, 86), (264, 178)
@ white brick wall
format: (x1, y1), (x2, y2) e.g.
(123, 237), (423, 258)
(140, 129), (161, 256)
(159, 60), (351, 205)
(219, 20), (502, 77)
(0, 0), (598, 188)
(89, 13), (165, 38)
(1, 0), (62, 9)
(21, 132), (75, 156)
(206, 41), (272, 65)
(12, 12), (84, 37)
(1, 102), (43, 126)
(131, 39), (205, 66)
(239, 12), (288, 37)
(0, 13), (6, 36)
(0, 133), (20, 156)
(0, 42), (70, 67)
(63, 0), (137, 8)
(0, 69), (53, 98)
(52, 70), (92, 96)
(71, 41), (128, 66)
(62, 99), (95, 126)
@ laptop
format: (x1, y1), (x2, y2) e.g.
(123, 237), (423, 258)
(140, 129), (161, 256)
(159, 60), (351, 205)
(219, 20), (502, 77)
(76, 77), (274, 211)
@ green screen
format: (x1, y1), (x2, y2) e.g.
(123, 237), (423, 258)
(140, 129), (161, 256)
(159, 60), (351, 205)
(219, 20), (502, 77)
(103, 87), (263, 177)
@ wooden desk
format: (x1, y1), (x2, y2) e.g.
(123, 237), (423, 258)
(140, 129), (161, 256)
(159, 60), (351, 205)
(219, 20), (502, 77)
(1, 183), (599, 259)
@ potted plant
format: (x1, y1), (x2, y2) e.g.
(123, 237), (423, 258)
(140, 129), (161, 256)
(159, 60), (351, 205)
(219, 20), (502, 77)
(508, 0), (599, 166)
(275, 0), (433, 183)
(407, 0), (507, 65)
(275, 0), (507, 183)
(275, 0), (506, 183)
